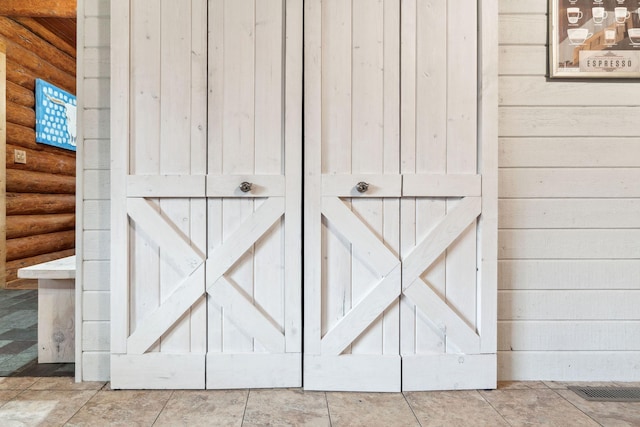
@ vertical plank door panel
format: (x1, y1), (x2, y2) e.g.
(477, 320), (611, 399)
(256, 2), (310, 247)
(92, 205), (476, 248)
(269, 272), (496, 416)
(205, 0), (302, 389)
(304, 0), (402, 392)
(111, 0), (208, 389)
(400, 0), (497, 391)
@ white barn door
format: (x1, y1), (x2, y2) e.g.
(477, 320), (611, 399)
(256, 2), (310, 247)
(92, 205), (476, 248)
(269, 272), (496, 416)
(111, 0), (302, 389)
(304, 0), (496, 392)
(304, 0), (402, 392)
(205, 0), (302, 389)
(111, 0), (209, 389)
(399, 0), (496, 391)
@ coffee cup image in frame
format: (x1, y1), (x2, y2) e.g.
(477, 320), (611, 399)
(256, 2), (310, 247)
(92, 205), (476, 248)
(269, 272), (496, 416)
(604, 29), (617, 45)
(615, 7), (630, 23)
(568, 28), (592, 45)
(567, 7), (583, 24)
(629, 28), (640, 45)
(592, 7), (608, 24)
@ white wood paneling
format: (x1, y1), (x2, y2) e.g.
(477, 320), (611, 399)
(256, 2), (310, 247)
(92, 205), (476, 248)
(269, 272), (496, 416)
(498, 351), (640, 382)
(499, 46), (547, 75)
(500, 229), (640, 259)
(83, 48), (110, 78)
(83, 291), (110, 321)
(84, 17), (110, 47)
(83, 230), (110, 260)
(83, 260), (110, 291)
(83, 200), (110, 230)
(83, 109), (110, 139)
(83, 79), (110, 108)
(84, 139), (110, 169)
(83, 321), (110, 351)
(499, 199), (640, 229)
(499, 14), (546, 45)
(500, 138), (640, 167)
(500, 107), (640, 137)
(499, 321), (640, 351)
(83, 170), (110, 200)
(499, 290), (640, 320)
(82, 352), (110, 381)
(500, 169), (640, 198)
(499, 260), (640, 290)
(85, 0), (110, 17)
(80, 0), (113, 383)
(500, 77), (640, 106)
(498, 0), (640, 383)
(499, 0), (547, 14)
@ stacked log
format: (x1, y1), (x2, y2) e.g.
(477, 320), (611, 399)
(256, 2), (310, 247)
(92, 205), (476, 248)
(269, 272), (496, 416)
(1, 17), (76, 288)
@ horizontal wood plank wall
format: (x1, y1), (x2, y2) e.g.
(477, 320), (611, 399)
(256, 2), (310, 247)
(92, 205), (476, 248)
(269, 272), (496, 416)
(80, 0), (111, 381)
(0, 17), (76, 288)
(498, 0), (640, 381)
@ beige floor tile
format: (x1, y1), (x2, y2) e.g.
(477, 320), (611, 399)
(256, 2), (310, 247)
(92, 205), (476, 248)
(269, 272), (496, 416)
(65, 389), (172, 427)
(498, 381), (549, 390)
(405, 390), (509, 426)
(0, 390), (21, 406)
(0, 377), (39, 390)
(243, 389), (330, 427)
(480, 389), (600, 426)
(557, 388), (640, 427)
(154, 389), (247, 427)
(30, 377), (106, 391)
(544, 381), (618, 389)
(327, 392), (419, 427)
(0, 390), (97, 427)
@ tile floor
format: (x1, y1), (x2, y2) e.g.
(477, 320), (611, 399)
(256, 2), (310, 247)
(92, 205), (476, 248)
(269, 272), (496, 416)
(1, 290), (638, 425)
(0, 378), (638, 426)
(0, 289), (74, 377)
(0, 289), (38, 376)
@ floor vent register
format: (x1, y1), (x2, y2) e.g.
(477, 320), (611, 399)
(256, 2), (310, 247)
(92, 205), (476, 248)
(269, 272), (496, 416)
(569, 387), (640, 402)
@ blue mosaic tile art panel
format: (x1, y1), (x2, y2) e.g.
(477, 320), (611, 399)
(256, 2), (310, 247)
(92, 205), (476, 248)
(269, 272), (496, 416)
(35, 79), (77, 152)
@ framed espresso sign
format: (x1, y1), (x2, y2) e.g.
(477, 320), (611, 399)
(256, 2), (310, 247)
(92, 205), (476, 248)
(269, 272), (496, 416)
(550, 0), (640, 78)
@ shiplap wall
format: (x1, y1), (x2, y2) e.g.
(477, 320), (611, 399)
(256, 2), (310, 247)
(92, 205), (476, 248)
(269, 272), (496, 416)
(78, 0), (639, 382)
(78, 0), (111, 381)
(498, 0), (640, 381)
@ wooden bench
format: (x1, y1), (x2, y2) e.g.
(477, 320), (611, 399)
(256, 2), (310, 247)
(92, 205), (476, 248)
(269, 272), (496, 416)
(17, 256), (75, 363)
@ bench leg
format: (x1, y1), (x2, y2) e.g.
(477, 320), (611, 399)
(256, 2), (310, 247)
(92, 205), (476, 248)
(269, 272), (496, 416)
(38, 279), (75, 363)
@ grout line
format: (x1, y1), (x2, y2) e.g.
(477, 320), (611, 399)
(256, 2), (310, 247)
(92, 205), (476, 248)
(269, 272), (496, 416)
(60, 387), (101, 425)
(401, 392), (423, 427)
(324, 391), (333, 427)
(240, 389), (251, 426)
(476, 389), (514, 427)
(151, 390), (175, 426)
(553, 388), (604, 427)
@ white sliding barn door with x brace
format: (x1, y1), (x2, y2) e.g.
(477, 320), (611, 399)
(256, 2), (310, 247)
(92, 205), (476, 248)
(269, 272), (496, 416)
(205, 0), (302, 389)
(110, 0), (302, 389)
(304, 0), (402, 392)
(303, 0), (497, 392)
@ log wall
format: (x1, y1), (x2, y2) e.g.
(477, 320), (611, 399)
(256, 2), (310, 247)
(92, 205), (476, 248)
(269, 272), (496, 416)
(0, 17), (76, 288)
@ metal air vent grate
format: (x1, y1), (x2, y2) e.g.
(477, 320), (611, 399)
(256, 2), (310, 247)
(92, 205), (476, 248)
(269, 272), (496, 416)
(569, 387), (640, 402)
